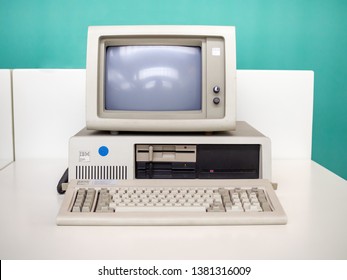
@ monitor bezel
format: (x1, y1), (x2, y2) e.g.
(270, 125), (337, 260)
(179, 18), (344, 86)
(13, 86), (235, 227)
(98, 37), (207, 120)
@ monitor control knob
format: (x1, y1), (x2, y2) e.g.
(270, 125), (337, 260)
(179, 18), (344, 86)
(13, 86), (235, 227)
(213, 86), (220, 93)
(213, 97), (220, 105)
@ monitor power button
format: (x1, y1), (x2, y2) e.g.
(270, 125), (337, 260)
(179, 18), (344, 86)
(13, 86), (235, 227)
(213, 97), (220, 105)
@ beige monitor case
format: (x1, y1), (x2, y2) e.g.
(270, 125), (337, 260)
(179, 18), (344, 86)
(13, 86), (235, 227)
(85, 25), (237, 132)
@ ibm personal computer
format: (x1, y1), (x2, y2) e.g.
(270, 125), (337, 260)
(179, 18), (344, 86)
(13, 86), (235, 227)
(57, 26), (287, 225)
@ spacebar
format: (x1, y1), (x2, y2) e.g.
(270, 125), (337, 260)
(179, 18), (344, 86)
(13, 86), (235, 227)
(116, 206), (206, 212)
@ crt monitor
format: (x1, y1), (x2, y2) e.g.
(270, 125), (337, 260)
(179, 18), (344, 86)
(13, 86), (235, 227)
(86, 25), (237, 132)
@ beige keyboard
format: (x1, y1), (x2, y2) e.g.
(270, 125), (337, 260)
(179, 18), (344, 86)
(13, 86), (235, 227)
(56, 179), (287, 225)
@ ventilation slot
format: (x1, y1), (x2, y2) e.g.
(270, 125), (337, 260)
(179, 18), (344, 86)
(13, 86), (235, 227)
(75, 166), (128, 180)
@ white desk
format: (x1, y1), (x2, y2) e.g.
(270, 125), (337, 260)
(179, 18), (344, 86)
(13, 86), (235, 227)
(1, 159), (346, 260)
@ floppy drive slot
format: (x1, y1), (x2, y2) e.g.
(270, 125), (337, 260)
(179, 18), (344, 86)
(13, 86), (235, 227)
(136, 145), (196, 179)
(136, 145), (196, 162)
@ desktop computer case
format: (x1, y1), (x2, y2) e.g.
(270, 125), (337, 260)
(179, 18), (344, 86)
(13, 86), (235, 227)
(68, 121), (272, 181)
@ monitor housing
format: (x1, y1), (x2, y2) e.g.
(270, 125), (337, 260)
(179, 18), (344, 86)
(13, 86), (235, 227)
(86, 25), (237, 132)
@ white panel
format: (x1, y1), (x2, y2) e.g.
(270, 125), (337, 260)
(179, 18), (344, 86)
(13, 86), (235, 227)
(237, 70), (314, 159)
(0, 70), (14, 169)
(13, 70), (85, 159)
(11, 69), (313, 160)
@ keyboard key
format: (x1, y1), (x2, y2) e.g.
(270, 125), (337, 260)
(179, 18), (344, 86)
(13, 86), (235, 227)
(72, 205), (81, 212)
(261, 202), (272, 212)
(207, 202), (225, 212)
(227, 205), (243, 212)
(82, 205), (91, 212)
(116, 206), (206, 212)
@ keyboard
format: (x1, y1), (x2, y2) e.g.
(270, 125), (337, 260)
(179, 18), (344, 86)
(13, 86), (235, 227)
(56, 179), (287, 225)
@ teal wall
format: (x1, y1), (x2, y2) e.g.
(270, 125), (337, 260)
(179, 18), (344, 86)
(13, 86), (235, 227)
(1, 0), (346, 179)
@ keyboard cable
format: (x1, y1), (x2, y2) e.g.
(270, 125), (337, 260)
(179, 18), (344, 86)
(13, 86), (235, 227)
(57, 168), (69, 194)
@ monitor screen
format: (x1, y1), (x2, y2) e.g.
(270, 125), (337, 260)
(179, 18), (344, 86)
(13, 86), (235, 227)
(105, 45), (202, 111)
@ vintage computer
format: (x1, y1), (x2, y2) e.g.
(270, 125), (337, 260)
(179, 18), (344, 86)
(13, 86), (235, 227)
(57, 25), (287, 225)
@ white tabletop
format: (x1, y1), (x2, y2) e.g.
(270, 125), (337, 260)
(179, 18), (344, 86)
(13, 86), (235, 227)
(0, 159), (346, 260)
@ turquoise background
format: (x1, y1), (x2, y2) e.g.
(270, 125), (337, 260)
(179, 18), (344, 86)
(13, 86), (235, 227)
(1, 0), (346, 179)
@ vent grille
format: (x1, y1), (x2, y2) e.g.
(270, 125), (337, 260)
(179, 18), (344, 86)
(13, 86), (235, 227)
(75, 165), (128, 180)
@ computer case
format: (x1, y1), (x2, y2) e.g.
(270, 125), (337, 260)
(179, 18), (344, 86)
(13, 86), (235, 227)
(68, 121), (272, 181)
